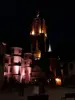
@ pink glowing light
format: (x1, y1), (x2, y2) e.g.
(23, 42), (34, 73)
(13, 65), (20, 75)
(21, 68), (25, 77)
(13, 56), (21, 63)
(4, 72), (7, 76)
(25, 67), (31, 82)
(26, 67), (31, 74)
(25, 59), (32, 67)
(19, 67), (25, 82)
(22, 68), (25, 76)
(8, 66), (11, 75)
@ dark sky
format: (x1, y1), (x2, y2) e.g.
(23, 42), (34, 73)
(0, 1), (75, 58)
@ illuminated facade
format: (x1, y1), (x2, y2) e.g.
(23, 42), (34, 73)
(3, 48), (32, 83)
(11, 47), (22, 81)
(0, 12), (63, 86)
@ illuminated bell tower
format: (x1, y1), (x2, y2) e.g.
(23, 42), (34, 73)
(30, 12), (47, 59)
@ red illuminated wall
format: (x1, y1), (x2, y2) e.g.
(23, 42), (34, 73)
(13, 56), (21, 63)
(49, 58), (57, 77)
(25, 67), (31, 82)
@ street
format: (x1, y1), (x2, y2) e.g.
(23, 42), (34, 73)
(0, 86), (75, 100)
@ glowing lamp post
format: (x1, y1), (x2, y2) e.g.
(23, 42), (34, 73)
(55, 78), (62, 86)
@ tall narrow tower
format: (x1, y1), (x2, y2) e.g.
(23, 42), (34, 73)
(30, 12), (47, 59)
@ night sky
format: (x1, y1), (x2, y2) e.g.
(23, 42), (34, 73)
(0, 1), (75, 59)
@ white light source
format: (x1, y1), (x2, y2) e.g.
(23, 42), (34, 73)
(48, 44), (52, 52)
(55, 78), (62, 86)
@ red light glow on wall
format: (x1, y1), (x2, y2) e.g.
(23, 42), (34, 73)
(20, 67), (25, 82)
(4, 51), (33, 83)
(13, 56), (21, 63)
(25, 67), (31, 82)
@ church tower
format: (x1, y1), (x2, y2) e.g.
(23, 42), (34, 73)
(30, 12), (47, 60)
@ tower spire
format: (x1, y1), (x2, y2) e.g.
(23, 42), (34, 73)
(30, 11), (47, 53)
(48, 41), (52, 52)
(36, 10), (40, 18)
